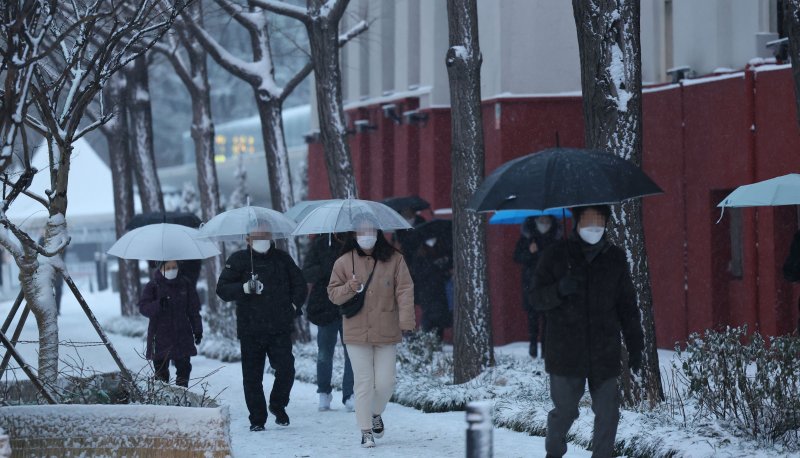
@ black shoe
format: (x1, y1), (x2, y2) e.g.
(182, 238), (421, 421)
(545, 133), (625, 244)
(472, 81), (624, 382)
(269, 405), (290, 426)
(249, 424), (265, 432)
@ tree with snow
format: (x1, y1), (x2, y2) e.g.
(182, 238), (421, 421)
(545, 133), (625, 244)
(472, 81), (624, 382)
(0, 0), (184, 385)
(444, 0), (494, 383)
(228, 153), (249, 211)
(253, 0), (367, 199)
(572, 0), (663, 405)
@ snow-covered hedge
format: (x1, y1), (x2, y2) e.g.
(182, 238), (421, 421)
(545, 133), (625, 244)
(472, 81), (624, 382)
(102, 315), (148, 339)
(0, 404), (232, 457)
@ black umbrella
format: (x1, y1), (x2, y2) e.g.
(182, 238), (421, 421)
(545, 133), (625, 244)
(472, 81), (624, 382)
(468, 147), (663, 212)
(382, 195), (431, 213)
(126, 211), (202, 230)
(414, 219), (452, 245)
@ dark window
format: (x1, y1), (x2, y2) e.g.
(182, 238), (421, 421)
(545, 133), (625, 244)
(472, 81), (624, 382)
(728, 207), (743, 278)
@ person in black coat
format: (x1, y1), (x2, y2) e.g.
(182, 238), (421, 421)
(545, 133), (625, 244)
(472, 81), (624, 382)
(783, 229), (800, 333)
(216, 230), (306, 431)
(139, 260), (203, 387)
(303, 234), (355, 411)
(513, 215), (560, 358)
(531, 205), (644, 458)
(411, 237), (452, 340)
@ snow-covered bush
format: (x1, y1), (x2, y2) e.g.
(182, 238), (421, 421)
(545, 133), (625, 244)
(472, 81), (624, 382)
(678, 326), (800, 445)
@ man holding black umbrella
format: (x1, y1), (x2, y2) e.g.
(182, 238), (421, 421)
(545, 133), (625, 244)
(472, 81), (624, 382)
(216, 228), (306, 432)
(531, 205), (644, 458)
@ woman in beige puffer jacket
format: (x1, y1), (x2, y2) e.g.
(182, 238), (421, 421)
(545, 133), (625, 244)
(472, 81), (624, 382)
(328, 225), (415, 448)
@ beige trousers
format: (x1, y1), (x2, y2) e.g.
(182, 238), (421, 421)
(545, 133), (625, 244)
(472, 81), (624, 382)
(346, 344), (397, 430)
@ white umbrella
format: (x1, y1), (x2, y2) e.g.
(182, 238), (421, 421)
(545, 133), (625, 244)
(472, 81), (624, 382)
(107, 223), (220, 261)
(292, 199), (412, 236)
(198, 204), (297, 241)
(718, 174), (800, 208)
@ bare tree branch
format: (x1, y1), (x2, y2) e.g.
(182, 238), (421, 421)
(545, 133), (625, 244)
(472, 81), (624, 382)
(250, 0), (310, 24)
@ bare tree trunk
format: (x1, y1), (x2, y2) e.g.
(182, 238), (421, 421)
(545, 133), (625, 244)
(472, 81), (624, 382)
(785, 1), (800, 126)
(445, 0), (493, 384)
(103, 74), (140, 316)
(306, 0), (358, 199)
(572, 0), (663, 406)
(127, 55), (164, 213)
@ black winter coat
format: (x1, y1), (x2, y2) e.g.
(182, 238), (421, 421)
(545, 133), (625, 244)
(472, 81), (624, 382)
(216, 246), (306, 337)
(783, 230), (800, 282)
(139, 271), (203, 360)
(411, 248), (452, 330)
(513, 224), (559, 309)
(303, 236), (343, 326)
(531, 236), (644, 382)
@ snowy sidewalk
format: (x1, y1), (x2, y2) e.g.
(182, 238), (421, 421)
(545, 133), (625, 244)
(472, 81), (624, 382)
(1, 290), (591, 457)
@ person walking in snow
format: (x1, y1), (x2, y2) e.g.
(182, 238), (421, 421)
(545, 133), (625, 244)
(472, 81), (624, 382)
(531, 205), (644, 458)
(514, 215), (560, 358)
(139, 260), (203, 388)
(303, 233), (355, 412)
(328, 216), (415, 448)
(216, 229), (306, 432)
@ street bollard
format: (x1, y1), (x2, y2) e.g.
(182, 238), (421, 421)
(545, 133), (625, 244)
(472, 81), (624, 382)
(466, 401), (493, 458)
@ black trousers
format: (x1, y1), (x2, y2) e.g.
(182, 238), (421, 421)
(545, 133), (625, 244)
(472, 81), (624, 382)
(240, 332), (295, 426)
(527, 309), (546, 353)
(152, 357), (192, 387)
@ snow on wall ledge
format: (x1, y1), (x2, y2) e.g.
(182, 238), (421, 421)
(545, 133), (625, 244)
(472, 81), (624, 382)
(0, 404), (231, 457)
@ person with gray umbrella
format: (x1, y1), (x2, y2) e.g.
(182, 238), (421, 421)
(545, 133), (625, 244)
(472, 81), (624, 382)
(216, 226), (306, 432)
(531, 205), (644, 458)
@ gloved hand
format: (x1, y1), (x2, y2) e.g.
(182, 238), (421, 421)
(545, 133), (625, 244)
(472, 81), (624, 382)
(243, 279), (264, 295)
(194, 334), (202, 345)
(629, 350), (642, 374)
(159, 296), (169, 310)
(557, 274), (581, 297)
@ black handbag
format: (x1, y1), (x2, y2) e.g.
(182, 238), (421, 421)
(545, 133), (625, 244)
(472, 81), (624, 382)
(340, 251), (376, 318)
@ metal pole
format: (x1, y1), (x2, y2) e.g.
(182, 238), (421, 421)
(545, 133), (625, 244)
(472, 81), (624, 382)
(0, 303), (31, 380)
(0, 329), (56, 404)
(466, 401), (493, 458)
(0, 291), (24, 333)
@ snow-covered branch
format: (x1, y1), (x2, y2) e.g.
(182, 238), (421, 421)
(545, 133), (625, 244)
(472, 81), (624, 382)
(339, 20), (368, 45)
(180, 11), (256, 83)
(0, 216), (70, 258)
(250, 0), (310, 24)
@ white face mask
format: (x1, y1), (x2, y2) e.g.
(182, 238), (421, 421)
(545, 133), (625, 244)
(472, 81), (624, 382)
(425, 238), (437, 247)
(578, 226), (605, 245)
(163, 268), (178, 280)
(357, 235), (377, 250)
(251, 240), (271, 253)
(535, 221), (552, 234)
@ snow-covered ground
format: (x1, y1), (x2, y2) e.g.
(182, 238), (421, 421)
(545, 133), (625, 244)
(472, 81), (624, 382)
(0, 290), (592, 457)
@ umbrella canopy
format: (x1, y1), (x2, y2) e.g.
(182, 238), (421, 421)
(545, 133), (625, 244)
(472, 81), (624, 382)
(107, 223), (220, 261)
(717, 174), (800, 208)
(198, 205), (297, 241)
(284, 199), (341, 222)
(126, 211), (202, 230)
(489, 208), (572, 225)
(468, 147), (663, 212)
(381, 195), (430, 213)
(292, 199), (412, 236)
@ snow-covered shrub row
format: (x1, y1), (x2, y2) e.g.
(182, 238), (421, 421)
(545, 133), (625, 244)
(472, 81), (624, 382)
(678, 326), (800, 445)
(198, 334), (242, 362)
(102, 315), (149, 339)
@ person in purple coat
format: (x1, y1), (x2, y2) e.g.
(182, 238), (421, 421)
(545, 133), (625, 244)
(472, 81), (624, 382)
(139, 260), (203, 387)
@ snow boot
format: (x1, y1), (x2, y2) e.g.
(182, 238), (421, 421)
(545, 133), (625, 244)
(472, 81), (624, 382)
(319, 393), (332, 411)
(361, 430), (375, 448)
(371, 414), (384, 438)
(249, 424), (265, 432)
(269, 405), (290, 426)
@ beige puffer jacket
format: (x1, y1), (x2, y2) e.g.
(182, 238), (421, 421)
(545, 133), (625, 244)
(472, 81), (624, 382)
(327, 249), (415, 345)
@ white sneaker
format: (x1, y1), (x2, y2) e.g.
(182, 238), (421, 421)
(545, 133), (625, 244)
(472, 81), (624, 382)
(361, 430), (375, 448)
(318, 392), (332, 411)
(344, 396), (355, 412)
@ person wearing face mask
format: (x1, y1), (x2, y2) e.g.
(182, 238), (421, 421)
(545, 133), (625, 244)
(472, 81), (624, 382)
(410, 234), (452, 341)
(513, 215), (560, 358)
(530, 205), (644, 458)
(327, 218), (415, 449)
(138, 260), (203, 388)
(216, 230), (307, 432)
